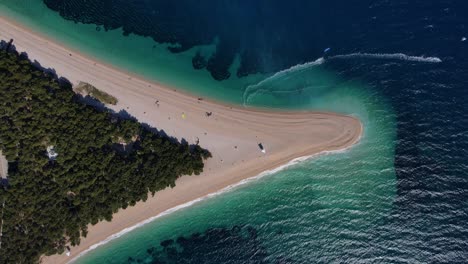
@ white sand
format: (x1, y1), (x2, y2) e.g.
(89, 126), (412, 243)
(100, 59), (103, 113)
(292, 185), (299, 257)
(0, 17), (363, 264)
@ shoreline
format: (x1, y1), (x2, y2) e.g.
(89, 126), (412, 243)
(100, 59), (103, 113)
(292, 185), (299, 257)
(0, 11), (245, 109)
(0, 16), (363, 264)
(67, 140), (361, 264)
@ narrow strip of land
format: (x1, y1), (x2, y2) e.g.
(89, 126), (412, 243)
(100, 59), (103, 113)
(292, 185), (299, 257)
(0, 17), (362, 264)
(0, 151), (6, 251)
(0, 151), (7, 179)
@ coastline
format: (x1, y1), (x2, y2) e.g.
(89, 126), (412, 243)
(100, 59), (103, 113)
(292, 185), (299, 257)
(0, 16), (363, 264)
(67, 142), (361, 264)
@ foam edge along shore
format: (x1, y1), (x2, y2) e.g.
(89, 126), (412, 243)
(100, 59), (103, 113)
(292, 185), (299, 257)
(67, 125), (362, 263)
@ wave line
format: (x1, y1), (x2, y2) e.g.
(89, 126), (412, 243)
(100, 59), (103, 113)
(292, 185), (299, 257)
(67, 137), (361, 263)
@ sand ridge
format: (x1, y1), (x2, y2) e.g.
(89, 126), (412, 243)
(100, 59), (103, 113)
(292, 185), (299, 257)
(0, 17), (362, 264)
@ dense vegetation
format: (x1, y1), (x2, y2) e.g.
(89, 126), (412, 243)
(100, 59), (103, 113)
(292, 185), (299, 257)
(0, 49), (210, 263)
(75, 81), (118, 105)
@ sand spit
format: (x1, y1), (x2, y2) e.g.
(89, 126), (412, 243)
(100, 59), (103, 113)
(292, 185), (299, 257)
(0, 17), (362, 264)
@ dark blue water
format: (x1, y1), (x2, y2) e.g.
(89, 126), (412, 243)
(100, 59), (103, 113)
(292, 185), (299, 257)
(323, 2), (468, 260)
(47, 0), (460, 81)
(8, 0), (468, 262)
(328, 49), (468, 262)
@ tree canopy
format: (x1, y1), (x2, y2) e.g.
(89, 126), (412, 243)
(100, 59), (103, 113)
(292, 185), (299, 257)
(0, 49), (210, 263)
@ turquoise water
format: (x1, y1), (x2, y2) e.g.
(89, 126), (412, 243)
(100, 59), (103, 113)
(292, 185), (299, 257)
(0, 0), (264, 104)
(0, 1), (397, 262)
(79, 75), (396, 263)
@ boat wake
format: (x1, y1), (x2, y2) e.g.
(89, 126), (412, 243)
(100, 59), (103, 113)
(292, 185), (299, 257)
(242, 52), (442, 105)
(242, 57), (325, 105)
(330, 52), (442, 63)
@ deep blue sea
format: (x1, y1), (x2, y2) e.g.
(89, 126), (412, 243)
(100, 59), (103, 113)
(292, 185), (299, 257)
(1, 0), (468, 263)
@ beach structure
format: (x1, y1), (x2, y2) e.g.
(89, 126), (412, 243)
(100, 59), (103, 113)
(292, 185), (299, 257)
(46, 146), (58, 160)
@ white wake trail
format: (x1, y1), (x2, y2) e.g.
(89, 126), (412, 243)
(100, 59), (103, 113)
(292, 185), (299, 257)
(242, 52), (442, 106)
(242, 57), (325, 105)
(330, 52), (442, 63)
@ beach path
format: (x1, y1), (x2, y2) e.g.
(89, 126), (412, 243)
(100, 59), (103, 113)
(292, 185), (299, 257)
(0, 151), (7, 179)
(0, 17), (362, 264)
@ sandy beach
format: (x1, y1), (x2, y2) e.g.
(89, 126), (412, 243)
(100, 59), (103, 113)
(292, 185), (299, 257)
(0, 16), (362, 264)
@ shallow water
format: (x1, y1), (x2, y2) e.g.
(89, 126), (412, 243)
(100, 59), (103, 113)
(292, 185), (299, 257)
(1, 0), (467, 263)
(77, 75), (397, 263)
(0, 0), (265, 104)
